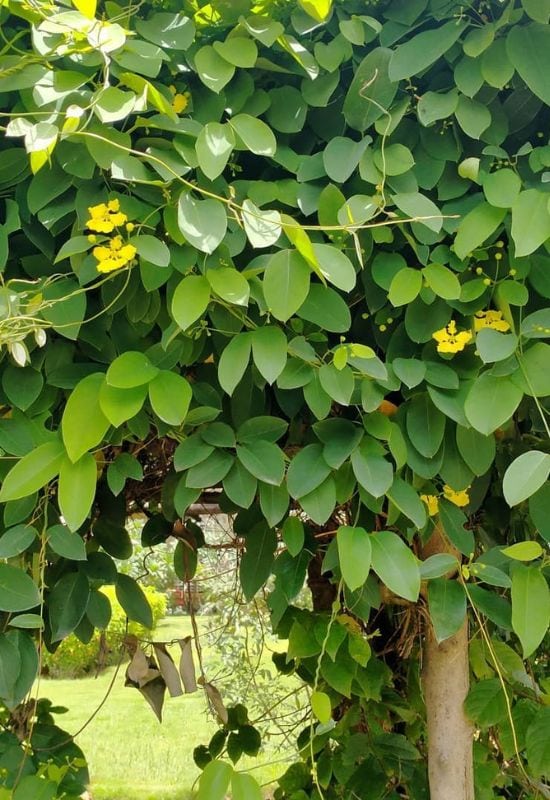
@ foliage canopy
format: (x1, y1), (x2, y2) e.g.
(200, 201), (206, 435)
(0, 0), (549, 797)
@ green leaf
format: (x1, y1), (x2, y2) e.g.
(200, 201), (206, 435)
(228, 114), (277, 156)
(0, 525), (36, 559)
(392, 192), (442, 233)
(422, 263), (460, 300)
(464, 679), (508, 728)
(0, 566), (40, 612)
(476, 329), (518, 363)
(62, 373), (110, 462)
(263, 250), (311, 322)
(386, 478), (427, 530)
(506, 23), (550, 105)
(133, 235), (170, 267)
(207, 267), (249, 306)
(240, 524), (277, 600)
(428, 579), (466, 642)
(455, 95), (491, 139)
(337, 526), (371, 591)
(107, 353), (159, 389)
(503, 451), (550, 507)
(311, 690), (332, 724)
(287, 444), (331, 499)
(300, 476), (336, 525)
(417, 89), (459, 126)
(58, 453), (96, 532)
(282, 517), (304, 556)
(231, 772), (262, 800)
(313, 243), (356, 292)
(236, 441), (285, 486)
(259, 482), (289, 527)
(406, 393), (446, 458)
(223, 461), (257, 509)
(195, 122), (235, 180)
(323, 136), (370, 183)
(483, 168), (521, 208)
(197, 760), (233, 800)
(511, 564), (550, 657)
(511, 190), (550, 257)
(318, 363), (354, 405)
(213, 37), (258, 68)
(251, 326), (287, 384)
(49, 571), (89, 641)
(2, 366), (43, 411)
(185, 450), (233, 489)
(116, 573), (153, 629)
(344, 48), (398, 131)
(171, 275), (211, 331)
(178, 194), (227, 254)
(99, 382), (147, 428)
(351, 447), (393, 498)
(135, 13), (195, 49)
(47, 524), (87, 561)
(521, 308), (550, 339)
(456, 426), (495, 476)
(195, 45), (235, 93)
(438, 499), (474, 557)
(526, 708), (550, 778)
(298, 285), (351, 333)
(370, 531), (420, 602)
(502, 541), (544, 562)
(94, 87), (135, 123)
(241, 200), (281, 248)
(0, 440), (64, 502)
(218, 334), (251, 395)
(420, 554), (459, 580)
(389, 20), (466, 80)
(149, 371), (192, 426)
(454, 202), (506, 260)
(464, 374), (523, 435)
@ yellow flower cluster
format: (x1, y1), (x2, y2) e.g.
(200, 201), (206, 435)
(432, 320), (473, 354)
(93, 236), (137, 273)
(421, 494), (439, 516)
(169, 85), (191, 114)
(443, 485), (470, 507)
(86, 199), (127, 233)
(421, 485), (470, 515)
(474, 309), (510, 332)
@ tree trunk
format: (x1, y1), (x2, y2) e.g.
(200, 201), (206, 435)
(422, 527), (474, 800)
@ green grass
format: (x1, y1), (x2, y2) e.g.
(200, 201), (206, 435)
(39, 617), (295, 800)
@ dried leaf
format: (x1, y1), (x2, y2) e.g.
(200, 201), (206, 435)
(125, 647), (166, 722)
(178, 636), (197, 694)
(137, 675), (166, 722)
(153, 643), (183, 697)
(203, 681), (228, 724)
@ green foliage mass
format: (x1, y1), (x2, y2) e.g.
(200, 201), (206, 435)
(42, 585), (166, 677)
(0, 0), (548, 797)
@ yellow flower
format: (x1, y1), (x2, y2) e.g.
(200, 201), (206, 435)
(432, 320), (473, 354)
(474, 310), (510, 332)
(93, 236), (136, 273)
(125, 222), (135, 233)
(86, 200), (128, 233)
(443, 485), (470, 508)
(421, 494), (439, 516)
(172, 92), (190, 114)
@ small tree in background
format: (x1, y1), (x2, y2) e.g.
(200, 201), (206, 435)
(0, 0), (549, 798)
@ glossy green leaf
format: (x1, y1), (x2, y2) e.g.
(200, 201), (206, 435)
(370, 531), (421, 602)
(116, 573), (153, 629)
(58, 453), (97, 532)
(237, 441), (285, 486)
(171, 275), (211, 332)
(0, 565), (40, 612)
(511, 564), (550, 657)
(49, 571), (89, 641)
(503, 451), (550, 507)
(263, 250), (311, 322)
(428, 578), (466, 642)
(149, 370), (192, 426)
(337, 526), (371, 591)
(106, 353), (159, 389)
(178, 194), (227, 254)
(0, 440), (64, 502)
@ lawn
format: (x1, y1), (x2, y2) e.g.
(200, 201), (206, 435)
(39, 617), (299, 800)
